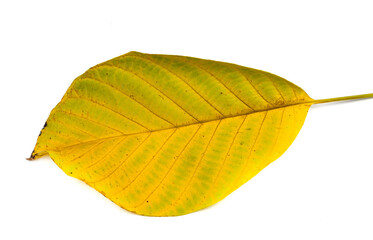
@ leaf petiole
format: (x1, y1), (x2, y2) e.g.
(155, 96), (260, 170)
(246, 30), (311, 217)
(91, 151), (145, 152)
(311, 93), (373, 104)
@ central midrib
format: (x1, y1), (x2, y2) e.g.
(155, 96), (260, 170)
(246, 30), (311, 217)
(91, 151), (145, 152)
(47, 100), (314, 153)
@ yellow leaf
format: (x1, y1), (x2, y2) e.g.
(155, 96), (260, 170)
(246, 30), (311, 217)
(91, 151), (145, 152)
(28, 51), (373, 216)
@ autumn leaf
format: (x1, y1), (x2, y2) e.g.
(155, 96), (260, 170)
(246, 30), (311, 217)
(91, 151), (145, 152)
(28, 51), (373, 216)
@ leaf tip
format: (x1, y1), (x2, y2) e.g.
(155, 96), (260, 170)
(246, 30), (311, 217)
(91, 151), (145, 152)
(26, 150), (35, 161)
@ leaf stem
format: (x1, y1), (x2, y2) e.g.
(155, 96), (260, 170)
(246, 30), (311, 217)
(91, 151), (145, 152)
(311, 93), (373, 104)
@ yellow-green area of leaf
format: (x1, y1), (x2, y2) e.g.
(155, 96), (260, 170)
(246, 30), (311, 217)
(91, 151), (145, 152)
(28, 51), (373, 216)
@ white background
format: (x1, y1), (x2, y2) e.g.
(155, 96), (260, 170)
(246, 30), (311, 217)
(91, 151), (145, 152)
(1, 0), (373, 239)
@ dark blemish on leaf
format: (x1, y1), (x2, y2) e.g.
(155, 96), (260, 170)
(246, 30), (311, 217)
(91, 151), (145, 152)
(42, 122), (47, 129)
(240, 142), (244, 145)
(105, 72), (109, 75)
(146, 200), (149, 203)
(220, 92), (223, 95)
(26, 150), (35, 160)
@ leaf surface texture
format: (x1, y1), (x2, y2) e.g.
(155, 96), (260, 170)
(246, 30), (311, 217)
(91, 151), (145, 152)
(31, 51), (313, 216)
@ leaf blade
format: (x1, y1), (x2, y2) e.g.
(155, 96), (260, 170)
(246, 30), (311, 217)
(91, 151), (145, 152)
(31, 51), (313, 216)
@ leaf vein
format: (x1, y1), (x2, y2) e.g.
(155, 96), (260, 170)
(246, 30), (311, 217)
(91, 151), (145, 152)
(79, 136), (129, 172)
(164, 120), (222, 214)
(97, 63), (200, 122)
(113, 129), (178, 196)
(66, 140), (106, 163)
(180, 57), (255, 112)
(87, 133), (152, 184)
(67, 96), (150, 131)
(80, 75), (176, 127)
(134, 124), (203, 209)
(233, 66), (275, 107)
(46, 102), (311, 154)
(55, 109), (126, 135)
(232, 112), (268, 189)
(263, 72), (286, 103)
(196, 115), (247, 209)
(126, 54), (225, 118)
(269, 108), (285, 157)
(52, 117), (99, 139)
